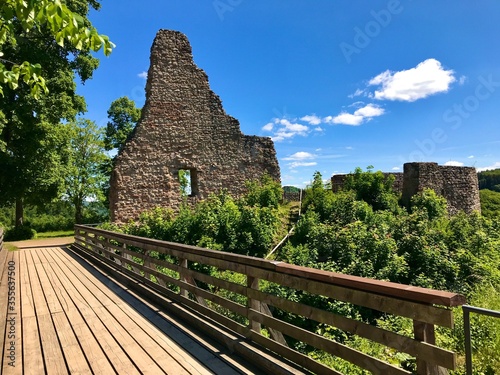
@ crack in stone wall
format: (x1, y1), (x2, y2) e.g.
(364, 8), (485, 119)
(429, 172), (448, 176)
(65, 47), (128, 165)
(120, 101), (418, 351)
(110, 30), (280, 223)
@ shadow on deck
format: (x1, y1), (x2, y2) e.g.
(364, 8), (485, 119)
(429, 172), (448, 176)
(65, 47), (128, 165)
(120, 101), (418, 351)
(0, 245), (264, 374)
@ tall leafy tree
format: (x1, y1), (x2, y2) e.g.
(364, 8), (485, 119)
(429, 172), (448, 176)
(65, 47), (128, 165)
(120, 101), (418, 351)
(105, 96), (141, 151)
(0, 0), (113, 227)
(64, 118), (108, 223)
(0, 0), (113, 98)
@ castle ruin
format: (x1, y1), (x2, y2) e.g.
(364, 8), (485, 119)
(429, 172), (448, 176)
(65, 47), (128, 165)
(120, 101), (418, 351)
(331, 162), (481, 215)
(110, 30), (281, 223)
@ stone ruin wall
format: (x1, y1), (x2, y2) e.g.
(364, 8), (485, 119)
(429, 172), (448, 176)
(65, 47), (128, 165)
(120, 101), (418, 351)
(331, 162), (481, 215)
(400, 162), (481, 215)
(110, 30), (280, 223)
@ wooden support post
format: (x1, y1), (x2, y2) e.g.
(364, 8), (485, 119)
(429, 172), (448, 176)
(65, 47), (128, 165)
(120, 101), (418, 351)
(247, 276), (261, 333)
(143, 250), (152, 281)
(179, 258), (188, 298)
(414, 320), (447, 375)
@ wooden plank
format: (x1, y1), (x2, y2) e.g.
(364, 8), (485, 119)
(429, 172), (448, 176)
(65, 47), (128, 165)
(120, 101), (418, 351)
(43, 253), (139, 374)
(20, 250), (44, 374)
(52, 247), (194, 375)
(276, 263), (466, 307)
(248, 308), (410, 375)
(76, 225), (279, 270)
(38, 249), (118, 375)
(75, 225), (465, 307)
(50, 249), (165, 375)
(246, 266), (454, 328)
(2, 251), (22, 375)
(71, 243), (312, 374)
(75, 232), (457, 369)
(56, 248), (215, 375)
(25, 250), (69, 375)
(67, 245), (263, 375)
(113, 246), (456, 370)
(0, 249), (11, 371)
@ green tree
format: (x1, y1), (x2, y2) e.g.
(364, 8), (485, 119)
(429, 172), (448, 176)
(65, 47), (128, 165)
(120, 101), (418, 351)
(64, 118), (108, 224)
(343, 166), (399, 212)
(0, 120), (68, 227)
(0, 0), (112, 228)
(478, 169), (500, 192)
(0, 0), (113, 98)
(480, 189), (500, 218)
(105, 96), (141, 151)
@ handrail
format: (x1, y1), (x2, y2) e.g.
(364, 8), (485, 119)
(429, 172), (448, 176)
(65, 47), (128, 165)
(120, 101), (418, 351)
(463, 305), (500, 375)
(0, 227), (4, 252)
(74, 224), (466, 375)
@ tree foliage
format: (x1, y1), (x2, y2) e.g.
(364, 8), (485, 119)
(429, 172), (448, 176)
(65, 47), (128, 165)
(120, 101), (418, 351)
(0, 0), (114, 97)
(112, 174), (283, 258)
(480, 189), (500, 218)
(478, 168), (500, 192)
(0, 0), (111, 227)
(64, 118), (109, 223)
(105, 96), (141, 151)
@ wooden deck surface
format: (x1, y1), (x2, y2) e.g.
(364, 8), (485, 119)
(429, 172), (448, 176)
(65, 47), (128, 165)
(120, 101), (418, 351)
(0, 246), (261, 374)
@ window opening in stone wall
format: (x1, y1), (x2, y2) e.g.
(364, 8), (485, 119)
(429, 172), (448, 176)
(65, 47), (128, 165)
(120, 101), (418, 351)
(178, 169), (198, 197)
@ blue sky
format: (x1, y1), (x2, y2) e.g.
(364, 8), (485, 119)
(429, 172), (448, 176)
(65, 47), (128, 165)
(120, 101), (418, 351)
(78, 1), (500, 187)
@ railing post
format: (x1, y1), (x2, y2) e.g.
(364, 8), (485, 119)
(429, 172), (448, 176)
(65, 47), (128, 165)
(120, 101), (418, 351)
(413, 320), (447, 375)
(247, 276), (261, 333)
(463, 307), (472, 375)
(179, 258), (188, 297)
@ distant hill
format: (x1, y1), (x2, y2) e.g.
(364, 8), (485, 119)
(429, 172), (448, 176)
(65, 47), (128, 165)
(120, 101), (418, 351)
(478, 169), (500, 192)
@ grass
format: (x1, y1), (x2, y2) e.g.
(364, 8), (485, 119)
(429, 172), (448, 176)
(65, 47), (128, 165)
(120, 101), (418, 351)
(36, 230), (74, 239)
(4, 243), (18, 251)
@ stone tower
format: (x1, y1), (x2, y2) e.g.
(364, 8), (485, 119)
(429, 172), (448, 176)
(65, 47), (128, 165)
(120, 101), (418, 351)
(401, 162), (481, 215)
(110, 30), (281, 223)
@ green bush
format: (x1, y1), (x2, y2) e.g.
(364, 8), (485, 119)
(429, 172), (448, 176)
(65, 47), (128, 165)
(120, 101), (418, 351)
(5, 225), (37, 241)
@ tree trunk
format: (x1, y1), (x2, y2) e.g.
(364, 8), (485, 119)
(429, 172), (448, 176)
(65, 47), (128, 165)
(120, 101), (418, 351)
(75, 201), (83, 224)
(15, 197), (24, 227)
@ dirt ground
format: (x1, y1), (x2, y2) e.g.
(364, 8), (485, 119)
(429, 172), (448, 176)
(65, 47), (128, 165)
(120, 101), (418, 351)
(6, 236), (74, 249)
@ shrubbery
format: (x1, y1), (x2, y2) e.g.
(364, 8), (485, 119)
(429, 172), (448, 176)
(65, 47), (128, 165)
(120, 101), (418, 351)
(117, 174), (284, 258)
(281, 169), (500, 373)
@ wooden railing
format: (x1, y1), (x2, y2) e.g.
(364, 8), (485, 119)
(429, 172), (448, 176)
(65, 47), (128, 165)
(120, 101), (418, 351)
(73, 225), (466, 375)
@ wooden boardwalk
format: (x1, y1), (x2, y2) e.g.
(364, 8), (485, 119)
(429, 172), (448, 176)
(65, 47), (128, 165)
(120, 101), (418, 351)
(0, 246), (262, 375)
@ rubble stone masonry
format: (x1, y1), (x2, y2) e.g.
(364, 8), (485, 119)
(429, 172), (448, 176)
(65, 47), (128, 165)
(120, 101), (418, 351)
(110, 30), (280, 223)
(331, 162), (481, 215)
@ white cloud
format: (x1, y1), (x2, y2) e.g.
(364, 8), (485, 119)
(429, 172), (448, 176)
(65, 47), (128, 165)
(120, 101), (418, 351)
(262, 122), (274, 131)
(288, 162), (317, 169)
(314, 127), (324, 132)
(444, 160), (464, 166)
(368, 58), (456, 102)
(345, 146), (353, 150)
(138, 71), (148, 79)
(300, 115), (322, 125)
(354, 103), (385, 117)
(459, 75), (467, 85)
(329, 113), (364, 126)
(326, 104), (385, 126)
(348, 89), (365, 98)
(283, 152), (315, 161)
(392, 166), (401, 171)
(468, 155), (475, 159)
(477, 162), (500, 172)
(267, 117), (310, 142)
